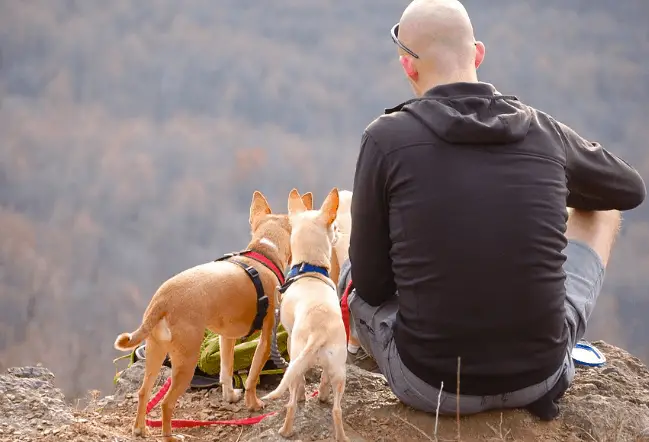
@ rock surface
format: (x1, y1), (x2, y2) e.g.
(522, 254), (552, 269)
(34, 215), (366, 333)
(110, 359), (171, 403)
(1, 341), (648, 441)
(243, 343), (649, 442)
(0, 366), (74, 441)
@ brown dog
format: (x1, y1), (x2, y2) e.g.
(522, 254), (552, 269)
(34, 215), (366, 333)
(262, 188), (349, 441)
(113, 190), (311, 442)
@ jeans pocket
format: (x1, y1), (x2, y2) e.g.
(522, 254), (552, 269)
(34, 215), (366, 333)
(376, 316), (395, 352)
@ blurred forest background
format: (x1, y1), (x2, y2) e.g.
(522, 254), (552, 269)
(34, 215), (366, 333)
(1, 0), (648, 398)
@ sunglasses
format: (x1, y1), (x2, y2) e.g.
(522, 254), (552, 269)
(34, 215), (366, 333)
(391, 23), (419, 59)
(391, 22), (478, 60)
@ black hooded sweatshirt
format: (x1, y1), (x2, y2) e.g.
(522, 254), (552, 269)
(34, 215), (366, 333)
(349, 82), (646, 395)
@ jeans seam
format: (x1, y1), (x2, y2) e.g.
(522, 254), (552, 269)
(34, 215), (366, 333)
(399, 369), (445, 410)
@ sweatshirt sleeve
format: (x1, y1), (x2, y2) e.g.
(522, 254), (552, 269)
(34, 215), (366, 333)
(556, 120), (646, 211)
(349, 131), (396, 307)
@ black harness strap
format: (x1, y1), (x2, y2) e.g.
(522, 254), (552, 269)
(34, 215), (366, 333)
(278, 272), (336, 295)
(277, 277), (298, 295)
(215, 251), (270, 339)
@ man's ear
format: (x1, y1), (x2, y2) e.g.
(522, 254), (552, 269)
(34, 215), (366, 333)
(288, 188), (307, 216)
(399, 55), (419, 81)
(250, 191), (272, 226)
(474, 41), (485, 69)
(301, 192), (314, 210)
(319, 187), (339, 226)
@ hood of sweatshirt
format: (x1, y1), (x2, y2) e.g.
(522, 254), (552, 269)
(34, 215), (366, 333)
(385, 82), (532, 145)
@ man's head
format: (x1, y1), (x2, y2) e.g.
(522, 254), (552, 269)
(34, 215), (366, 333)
(391, 0), (486, 96)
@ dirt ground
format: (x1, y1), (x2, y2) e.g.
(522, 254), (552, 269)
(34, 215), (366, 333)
(2, 341), (649, 442)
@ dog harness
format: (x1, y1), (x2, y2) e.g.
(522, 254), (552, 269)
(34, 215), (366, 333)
(267, 262), (338, 370)
(214, 250), (285, 338)
(277, 262), (335, 295)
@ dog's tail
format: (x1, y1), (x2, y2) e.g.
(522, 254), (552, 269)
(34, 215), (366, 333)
(261, 334), (325, 401)
(113, 301), (168, 352)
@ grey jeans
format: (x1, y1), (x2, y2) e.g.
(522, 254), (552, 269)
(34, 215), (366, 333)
(341, 239), (605, 415)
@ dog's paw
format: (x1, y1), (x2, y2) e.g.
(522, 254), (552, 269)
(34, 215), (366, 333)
(279, 425), (294, 438)
(223, 388), (242, 403)
(132, 426), (148, 438)
(162, 435), (186, 442)
(245, 395), (265, 411)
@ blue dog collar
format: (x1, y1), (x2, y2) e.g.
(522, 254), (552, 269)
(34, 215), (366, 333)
(286, 263), (329, 280)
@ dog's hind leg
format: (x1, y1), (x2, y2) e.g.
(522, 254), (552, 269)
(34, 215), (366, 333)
(219, 335), (242, 403)
(132, 339), (168, 437)
(297, 374), (307, 403)
(285, 333), (306, 403)
(278, 380), (299, 438)
(160, 333), (202, 442)
(317, 369), (330, 403)
(244, 321), (273, 411)
(330, 369), (349, 442)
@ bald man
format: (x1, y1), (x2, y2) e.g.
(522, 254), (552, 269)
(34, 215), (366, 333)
(341, 0), (646, 420)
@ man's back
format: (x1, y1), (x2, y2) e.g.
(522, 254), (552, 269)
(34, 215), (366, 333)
(349, 82), (645, 395)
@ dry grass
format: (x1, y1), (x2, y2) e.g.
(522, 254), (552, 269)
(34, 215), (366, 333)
(485, 413), (513, 441)
(434, 381), (445, 439)
(393, 413), (435, 441)
(393, 356), (519, 442)
(73, 389), (102, 412)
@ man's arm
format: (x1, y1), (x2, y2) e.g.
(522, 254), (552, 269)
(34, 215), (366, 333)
(349, 131), (396, 307)
(556, 120), (646, 211)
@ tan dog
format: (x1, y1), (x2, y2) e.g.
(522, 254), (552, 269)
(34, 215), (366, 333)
(262, 188), (349, 442)
(330, 240), (341, 286)
(331, 190), (363, 354)
(333, 190), (352, 263)
(113, 190), (311, 442)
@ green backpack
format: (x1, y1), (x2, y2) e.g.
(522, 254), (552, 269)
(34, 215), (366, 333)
(114, 325), (289, 389)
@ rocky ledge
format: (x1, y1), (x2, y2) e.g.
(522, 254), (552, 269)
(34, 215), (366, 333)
(1, 341), (648, 442)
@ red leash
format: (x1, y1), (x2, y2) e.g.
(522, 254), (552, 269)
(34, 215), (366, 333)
(340, 280), (354, 343)
(145, 378), (318, 428)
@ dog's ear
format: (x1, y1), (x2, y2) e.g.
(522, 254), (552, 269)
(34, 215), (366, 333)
(288, 188), (307, 216)
(250, 191), (272, 226)
(319, 187), (339, 226)
(301, 192), (314, 210)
